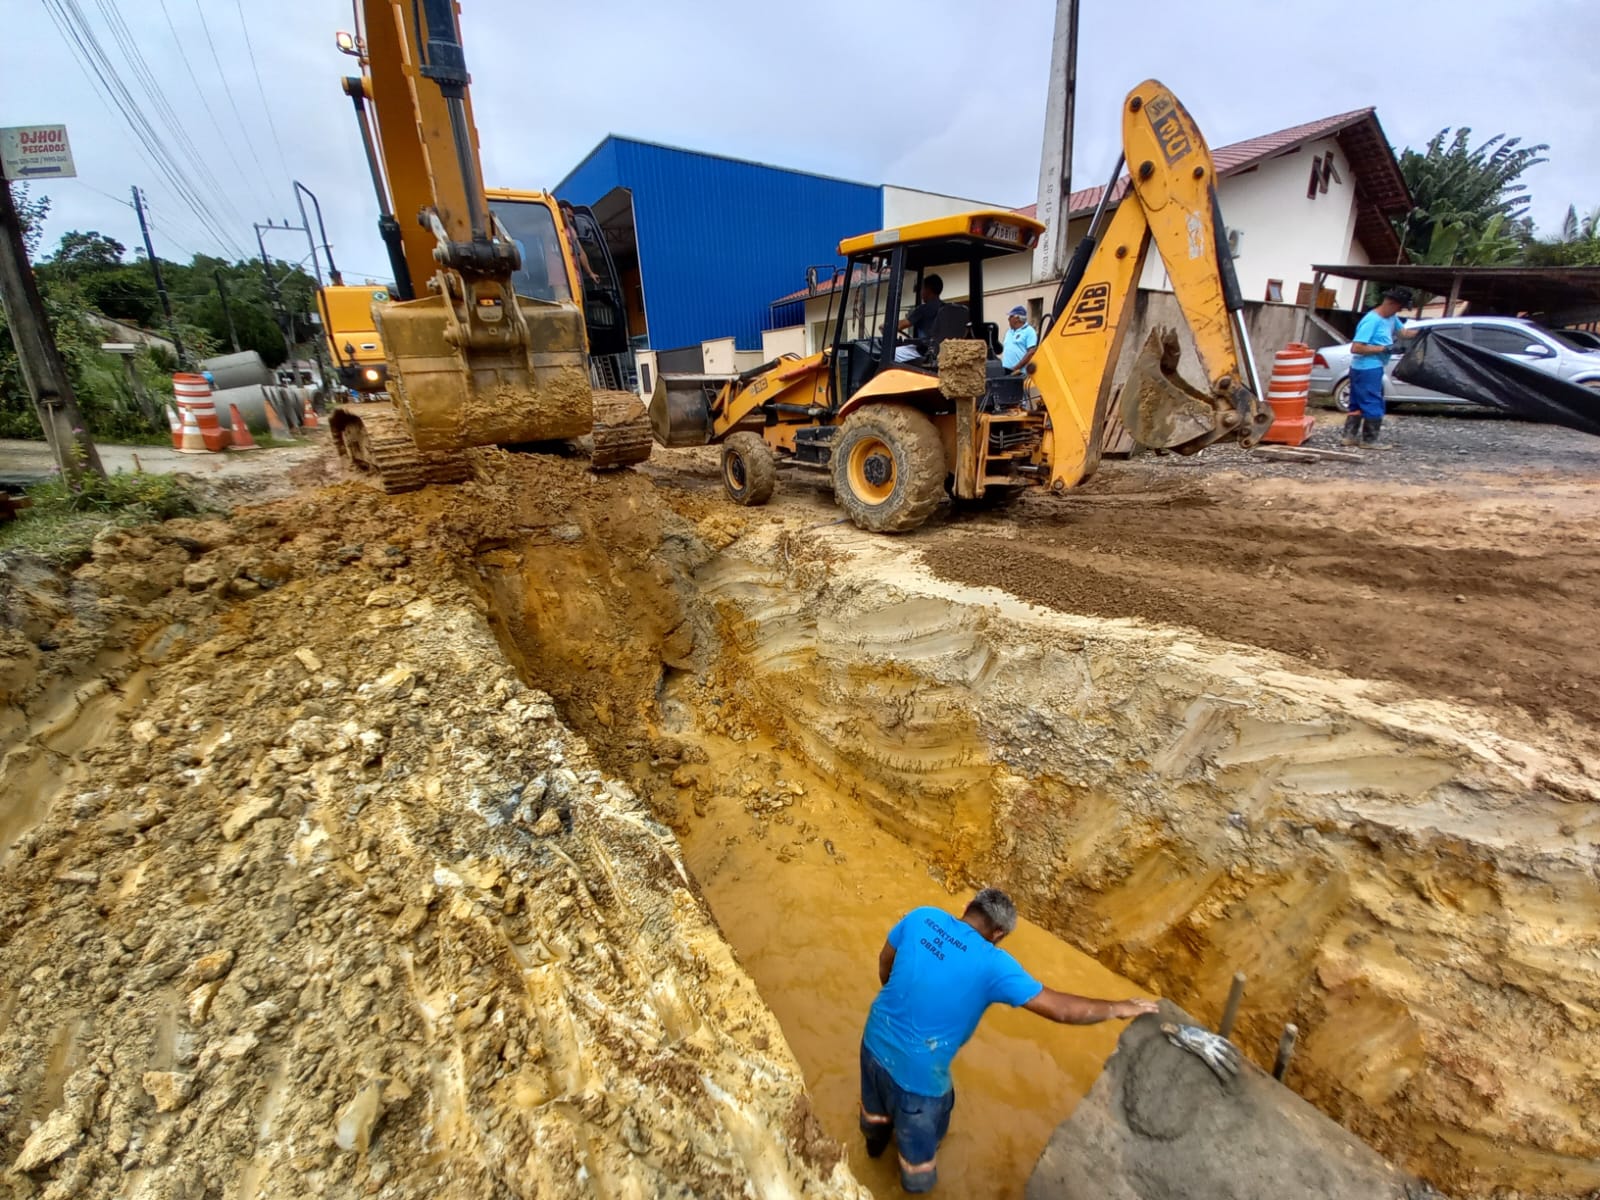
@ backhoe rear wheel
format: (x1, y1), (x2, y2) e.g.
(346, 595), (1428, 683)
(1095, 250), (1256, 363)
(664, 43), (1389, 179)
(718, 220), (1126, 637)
(722, 432), (777, 506)
(831, 405), (945, 533)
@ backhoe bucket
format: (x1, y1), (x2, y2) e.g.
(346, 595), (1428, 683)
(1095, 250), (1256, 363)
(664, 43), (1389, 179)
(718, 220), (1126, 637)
(648, 372), (720, 447)
(1120, 328), (1240, 455)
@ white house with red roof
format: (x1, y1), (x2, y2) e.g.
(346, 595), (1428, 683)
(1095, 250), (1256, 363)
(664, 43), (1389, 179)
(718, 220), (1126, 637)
(764, 107), (1409, 359)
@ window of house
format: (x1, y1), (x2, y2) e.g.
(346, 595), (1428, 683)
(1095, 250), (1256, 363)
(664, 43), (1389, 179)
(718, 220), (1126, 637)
(1265, 279), (1284, 303)
(1307, 155), (1322, 199)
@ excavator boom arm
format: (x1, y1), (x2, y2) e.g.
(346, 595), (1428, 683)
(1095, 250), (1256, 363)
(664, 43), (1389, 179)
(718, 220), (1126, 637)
(1031, 80), (1271, 490)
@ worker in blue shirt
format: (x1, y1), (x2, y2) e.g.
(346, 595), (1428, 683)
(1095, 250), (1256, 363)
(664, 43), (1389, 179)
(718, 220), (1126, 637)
(1343, 287), (1417, 449)
(859, 888), (1157, 1193)
(1000, 306), (1039, 372)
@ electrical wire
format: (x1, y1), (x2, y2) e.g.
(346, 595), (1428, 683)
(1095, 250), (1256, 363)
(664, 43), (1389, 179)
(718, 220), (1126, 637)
(90, 0), (251, 236)
(189, 0), (282, 209)
(232, 0), (295, 196)
(154, 0), (267, 219)
(41, 0), (243, 258)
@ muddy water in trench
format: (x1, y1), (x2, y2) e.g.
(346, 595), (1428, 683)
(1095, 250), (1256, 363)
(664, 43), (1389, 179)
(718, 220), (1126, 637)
(669, 721), (1151, 1200)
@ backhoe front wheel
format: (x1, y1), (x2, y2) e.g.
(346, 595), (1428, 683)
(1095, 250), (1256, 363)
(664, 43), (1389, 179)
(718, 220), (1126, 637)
(831, 405), (945, 533)
(721, 432), (776, 506)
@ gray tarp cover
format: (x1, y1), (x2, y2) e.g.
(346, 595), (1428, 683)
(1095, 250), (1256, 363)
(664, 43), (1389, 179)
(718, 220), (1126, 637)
(1393, 330), (1600, 437)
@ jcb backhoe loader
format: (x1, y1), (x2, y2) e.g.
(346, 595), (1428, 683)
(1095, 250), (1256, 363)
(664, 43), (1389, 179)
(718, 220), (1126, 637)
(650, 80), (1272, 532)
(326, 0), (650, 493)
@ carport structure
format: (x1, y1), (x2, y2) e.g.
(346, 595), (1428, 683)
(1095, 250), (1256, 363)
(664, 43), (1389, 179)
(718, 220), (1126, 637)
(1302, 264), (1600, 337)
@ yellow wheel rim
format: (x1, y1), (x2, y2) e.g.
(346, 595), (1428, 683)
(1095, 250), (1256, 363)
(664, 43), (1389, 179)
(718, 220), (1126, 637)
(724, 450), (747, 492)
(846, 436), (896, 504)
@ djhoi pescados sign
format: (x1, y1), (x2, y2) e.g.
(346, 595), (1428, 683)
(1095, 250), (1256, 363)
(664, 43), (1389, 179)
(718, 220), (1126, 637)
(1, 125), (76, 180)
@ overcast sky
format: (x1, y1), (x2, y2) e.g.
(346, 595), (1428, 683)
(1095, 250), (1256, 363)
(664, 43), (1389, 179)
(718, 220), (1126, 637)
(6, 0), (1597, 285)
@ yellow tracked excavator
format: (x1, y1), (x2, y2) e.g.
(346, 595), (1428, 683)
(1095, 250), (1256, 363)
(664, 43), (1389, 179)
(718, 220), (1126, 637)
(651, 80), (1273, 532)
(326, 1), (650, 492)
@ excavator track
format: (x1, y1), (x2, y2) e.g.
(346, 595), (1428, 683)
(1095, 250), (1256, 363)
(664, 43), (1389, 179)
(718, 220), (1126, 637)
(590, 390), (653, 470)
(330, 405), (455, 495)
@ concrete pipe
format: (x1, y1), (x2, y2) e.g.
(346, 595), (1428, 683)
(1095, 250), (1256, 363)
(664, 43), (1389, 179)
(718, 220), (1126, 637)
(199, 351), (274, 391)
(209, 385), (272, 434)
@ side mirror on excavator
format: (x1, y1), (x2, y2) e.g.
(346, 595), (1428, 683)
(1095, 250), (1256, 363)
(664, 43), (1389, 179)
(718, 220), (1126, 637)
(335, 31), (360, 56)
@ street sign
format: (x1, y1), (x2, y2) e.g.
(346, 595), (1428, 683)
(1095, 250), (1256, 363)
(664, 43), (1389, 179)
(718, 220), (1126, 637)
(0, 125), (76, 181)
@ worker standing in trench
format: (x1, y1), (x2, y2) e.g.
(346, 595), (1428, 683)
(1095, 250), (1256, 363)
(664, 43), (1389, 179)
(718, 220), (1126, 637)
(859, 888), (1158, 1192)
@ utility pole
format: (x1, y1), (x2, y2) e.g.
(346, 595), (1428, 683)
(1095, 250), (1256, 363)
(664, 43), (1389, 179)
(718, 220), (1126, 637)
(1032, 0), (1080, 283)
(131, 186), (185, 364)
(254, 221), (293, 346)
(213, 268), (241, 352)
(0, 177), (105, 483)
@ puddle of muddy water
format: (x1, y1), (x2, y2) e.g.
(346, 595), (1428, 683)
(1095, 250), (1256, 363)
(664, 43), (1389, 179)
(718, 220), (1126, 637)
(670, 719), (1150, 1200)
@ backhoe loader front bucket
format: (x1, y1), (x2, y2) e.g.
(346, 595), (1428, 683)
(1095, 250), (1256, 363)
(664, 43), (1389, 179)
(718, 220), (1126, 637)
(648, 372), (720, 447)
(1120, 328), (1268, 455)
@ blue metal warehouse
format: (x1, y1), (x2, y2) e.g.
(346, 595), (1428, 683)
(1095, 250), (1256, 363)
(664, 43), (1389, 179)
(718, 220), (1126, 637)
(556, 137), (883, 353)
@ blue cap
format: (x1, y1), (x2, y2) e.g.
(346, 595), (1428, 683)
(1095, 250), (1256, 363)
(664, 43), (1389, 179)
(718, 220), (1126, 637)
(1009, 306), (1027, 318)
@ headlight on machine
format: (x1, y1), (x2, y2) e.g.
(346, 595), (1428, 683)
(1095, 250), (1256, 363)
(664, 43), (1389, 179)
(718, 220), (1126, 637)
(363, 368), (381, 382)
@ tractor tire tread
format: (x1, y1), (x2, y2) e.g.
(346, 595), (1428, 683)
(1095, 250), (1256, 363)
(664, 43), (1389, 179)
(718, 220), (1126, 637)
(722, 432), (777, 505)
(832, 405), (945, 533)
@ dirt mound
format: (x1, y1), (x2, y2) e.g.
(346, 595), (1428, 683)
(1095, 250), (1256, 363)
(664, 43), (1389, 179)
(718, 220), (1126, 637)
(0, 457), (865, 1198)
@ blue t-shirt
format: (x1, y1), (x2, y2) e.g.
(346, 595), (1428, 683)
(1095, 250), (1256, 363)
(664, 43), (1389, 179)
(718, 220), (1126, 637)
(1351, 309), (1402, 371)
(1001, 323), (1039, 369)
(862, 906), (1043, 1096)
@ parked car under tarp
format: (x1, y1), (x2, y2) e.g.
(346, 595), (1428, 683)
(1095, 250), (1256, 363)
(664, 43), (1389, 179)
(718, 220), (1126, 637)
(1395, 330), (1600, 437)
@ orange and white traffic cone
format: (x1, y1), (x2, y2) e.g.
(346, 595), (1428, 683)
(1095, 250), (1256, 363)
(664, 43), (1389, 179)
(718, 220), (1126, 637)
(264, 391), (293, 440)
(300, 390), (320, 430)
(226, 404), (259, 451)
(174, 402), (208, 454)
(166, 404), (182, 449)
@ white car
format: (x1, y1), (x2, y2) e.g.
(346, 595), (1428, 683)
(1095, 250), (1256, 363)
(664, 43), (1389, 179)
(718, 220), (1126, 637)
(1309, 316), (1600, 411)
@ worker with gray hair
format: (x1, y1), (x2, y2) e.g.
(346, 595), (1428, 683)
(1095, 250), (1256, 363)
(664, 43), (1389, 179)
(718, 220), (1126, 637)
(1001, 305), (1039, 372)
(859, 888), (1157, 1192)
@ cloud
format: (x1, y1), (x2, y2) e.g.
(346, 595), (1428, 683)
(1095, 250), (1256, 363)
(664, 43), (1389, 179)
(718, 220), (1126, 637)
(7, 0), (1593, 287)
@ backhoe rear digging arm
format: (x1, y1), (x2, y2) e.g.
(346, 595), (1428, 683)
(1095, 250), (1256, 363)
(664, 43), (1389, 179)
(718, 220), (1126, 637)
(1029, 80), (1272, 491)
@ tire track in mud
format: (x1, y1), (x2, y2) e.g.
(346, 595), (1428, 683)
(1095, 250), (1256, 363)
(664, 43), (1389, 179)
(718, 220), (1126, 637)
(918, 497), (1600, 731)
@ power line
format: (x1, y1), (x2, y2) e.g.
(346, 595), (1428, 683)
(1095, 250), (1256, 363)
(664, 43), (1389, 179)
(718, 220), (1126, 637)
(155, 0), (269, 218)
(56, 0), (237, 251)
(89, 0), (251, 236)
(41, 0), (243, 258)
(189, 0), (282, 209)
(232, 0), (295, 191)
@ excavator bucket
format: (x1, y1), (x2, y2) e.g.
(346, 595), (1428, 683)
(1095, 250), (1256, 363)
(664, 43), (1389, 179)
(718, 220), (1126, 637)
(379, 294), (594, 456)
(1120, 327), (1253, 455)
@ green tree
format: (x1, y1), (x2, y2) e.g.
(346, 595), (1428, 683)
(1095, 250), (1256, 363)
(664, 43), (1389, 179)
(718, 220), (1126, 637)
(45, 230), (129, 277)
(14, 185), (49, 257)
(1396, 129), (1549, 265)
(1523, 202), (1600, 267)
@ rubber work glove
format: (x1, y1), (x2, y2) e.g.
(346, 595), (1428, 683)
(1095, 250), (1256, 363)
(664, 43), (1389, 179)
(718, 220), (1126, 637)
(1160, 1022), (1243, 1084)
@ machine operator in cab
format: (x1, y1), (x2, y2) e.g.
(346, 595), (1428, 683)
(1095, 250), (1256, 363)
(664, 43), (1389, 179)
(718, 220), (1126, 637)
(859, 888), (1157, 1192)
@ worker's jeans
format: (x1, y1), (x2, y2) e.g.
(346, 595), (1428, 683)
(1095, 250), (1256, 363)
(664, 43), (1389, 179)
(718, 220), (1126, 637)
(1348, 367), (1386, 419)
(859, 1042), (955, 1193)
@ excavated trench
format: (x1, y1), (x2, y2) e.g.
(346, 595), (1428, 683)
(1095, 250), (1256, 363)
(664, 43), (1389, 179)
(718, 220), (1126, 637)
(2, 454), (1592, 1199)
(471, 478), (1600, 1200)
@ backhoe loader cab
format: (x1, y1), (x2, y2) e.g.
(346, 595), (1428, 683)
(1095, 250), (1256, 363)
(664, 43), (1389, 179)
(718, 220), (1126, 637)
(650, 79), (1272, 533)
(825, 213), (1044, 412)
